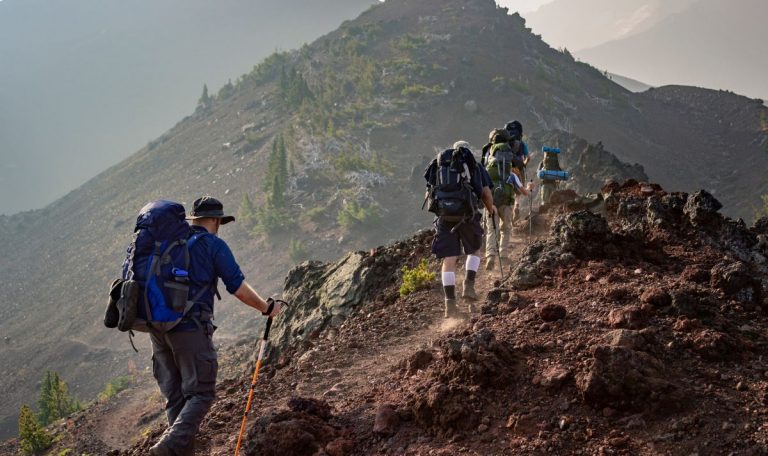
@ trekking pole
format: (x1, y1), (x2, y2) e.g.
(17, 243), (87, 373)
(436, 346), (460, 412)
(529, 180), (534, 243)
(490, 211), (504, 282)
(234, 298), (287, 456)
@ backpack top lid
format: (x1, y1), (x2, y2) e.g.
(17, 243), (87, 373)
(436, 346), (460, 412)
(489, 128), (510, 144)
(135, 200), (190, 242)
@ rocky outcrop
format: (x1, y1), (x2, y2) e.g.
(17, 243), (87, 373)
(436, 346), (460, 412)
(272, 230), (433, 356)
(528, 131), (648, 197)
(511, 180), (768, 292)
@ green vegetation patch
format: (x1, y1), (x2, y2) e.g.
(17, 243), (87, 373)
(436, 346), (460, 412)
(337, 200), (381, 231)
(98, 375), (133, 401)
(18, 405), (53, 455)
(400, 259), (436, 296)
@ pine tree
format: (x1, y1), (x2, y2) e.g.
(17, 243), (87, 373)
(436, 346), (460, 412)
(18, 405), (52, 455)
(198, 83), (211, 110)
(238, 194), (256, 228)
(264, 136), (288, 209)
(37, 371), (80, 425)
(277, 136), (288, 189)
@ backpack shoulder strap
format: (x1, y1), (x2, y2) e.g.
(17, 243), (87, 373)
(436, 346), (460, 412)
(185, 231), (221, 303)
(187, 231), (211, 250)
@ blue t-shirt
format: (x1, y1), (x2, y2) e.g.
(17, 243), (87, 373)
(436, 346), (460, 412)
(175, 226), (245, 330)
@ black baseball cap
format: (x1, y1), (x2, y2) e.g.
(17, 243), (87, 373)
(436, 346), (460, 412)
(186, 196), (235, 224)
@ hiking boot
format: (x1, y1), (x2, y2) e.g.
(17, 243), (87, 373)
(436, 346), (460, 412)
(149, 440), (175, 456)
(149, 438), (194, 456)
(444, 299), (459, 319)
(485, 256), (496, 271)
(462, 280), (478, 301)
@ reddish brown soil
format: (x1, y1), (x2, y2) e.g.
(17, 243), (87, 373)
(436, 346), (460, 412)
(8, 182), (768, 456)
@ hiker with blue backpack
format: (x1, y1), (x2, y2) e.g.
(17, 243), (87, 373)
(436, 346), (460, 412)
(105, 196), (281, 456)
(424, 141), (496, 318)
(538, 146), (569, 206)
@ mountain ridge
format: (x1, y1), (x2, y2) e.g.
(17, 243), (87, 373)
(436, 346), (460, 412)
(575, 0), (768, 101)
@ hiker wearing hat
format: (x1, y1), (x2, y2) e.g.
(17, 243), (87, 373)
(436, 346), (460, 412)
(149, 196), (282, 456)
(424, 141), (496, 318)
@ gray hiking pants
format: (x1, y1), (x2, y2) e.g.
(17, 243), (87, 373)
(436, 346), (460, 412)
(150, 327), (217, 452)
(485, 204), (513, 258)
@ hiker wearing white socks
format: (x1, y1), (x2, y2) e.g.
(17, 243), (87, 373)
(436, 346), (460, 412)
(424, 141), (496, 318)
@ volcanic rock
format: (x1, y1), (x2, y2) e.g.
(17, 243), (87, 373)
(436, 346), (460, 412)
(373, 404), (400, 437)
(684, 190), (723, 227)
(578, 346), (682, 413)
(607, 306), (647, 329)
(540, 304), (567, 322)
(640, 287), (672, 307)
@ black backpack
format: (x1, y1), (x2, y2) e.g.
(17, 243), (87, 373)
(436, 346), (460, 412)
(426, 148), (479, 221)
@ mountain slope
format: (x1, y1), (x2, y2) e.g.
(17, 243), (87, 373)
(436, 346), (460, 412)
(608, 73), (653, 93)
(1, 0), (767, 440)
(576, 0), (768, 100)
(523, 0), (696, 51)
(0, 0), (375, 215)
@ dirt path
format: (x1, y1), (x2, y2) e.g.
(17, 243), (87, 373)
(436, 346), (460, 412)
(95, 381), (163, 449)
(294, 234), (533, 403)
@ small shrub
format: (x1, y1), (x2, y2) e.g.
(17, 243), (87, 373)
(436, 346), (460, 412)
(288, 239), (308, 262)
(401, 84), (442, 99)
(759, 195), (768, 218)
(306, 206), (326, 223)
(337, 201), (381, 231)
(253, 206), (294, 235)
(508, 78), (530, 94)
(391, 34), (428, 52)
(237, 194), (257, 230)
(400, 259), (436, 296)
(98, 376), (133, 401)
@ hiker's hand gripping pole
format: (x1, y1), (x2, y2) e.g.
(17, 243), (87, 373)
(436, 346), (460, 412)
(234, 298), (287, 456)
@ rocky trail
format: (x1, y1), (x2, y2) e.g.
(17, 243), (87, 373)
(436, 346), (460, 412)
(6, 180), (768, 456)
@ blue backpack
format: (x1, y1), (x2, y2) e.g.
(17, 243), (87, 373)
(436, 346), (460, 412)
(115, 200), (214, 335)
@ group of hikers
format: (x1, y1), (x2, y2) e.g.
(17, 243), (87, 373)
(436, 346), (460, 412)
(424, 120), (564, 319)
(102, 119), (566, 455)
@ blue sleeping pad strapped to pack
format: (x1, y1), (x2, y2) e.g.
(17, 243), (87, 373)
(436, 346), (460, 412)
(537, 169), (570, 181)
(542, 146), (562, 154)
(122, 200), (210, 332)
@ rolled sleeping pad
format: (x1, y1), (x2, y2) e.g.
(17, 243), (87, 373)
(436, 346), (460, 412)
(542, 146), (561, 154)
(538, 169), (570, 181)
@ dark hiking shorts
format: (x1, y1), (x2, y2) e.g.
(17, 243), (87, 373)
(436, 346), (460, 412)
(432, 215), (484, 258)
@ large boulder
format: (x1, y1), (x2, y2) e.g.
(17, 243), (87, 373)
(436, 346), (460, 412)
(710, 261), (760, 303)
(683, 190), (722, 227)
(577, 346), (682, 413)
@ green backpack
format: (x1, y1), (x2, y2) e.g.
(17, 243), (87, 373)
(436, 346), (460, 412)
(542, 151), (561, 171)
(486, 142), (517, 207)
